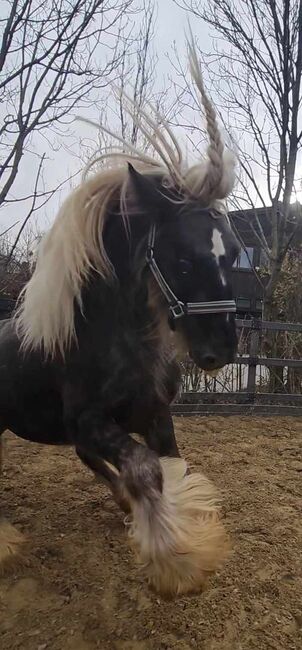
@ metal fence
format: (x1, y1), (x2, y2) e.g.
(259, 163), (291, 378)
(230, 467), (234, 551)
(1, 299), (302, 416)
(174, 318), (302, 417)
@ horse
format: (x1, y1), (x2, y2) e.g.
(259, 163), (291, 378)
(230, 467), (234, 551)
(0, 44), (240, 596)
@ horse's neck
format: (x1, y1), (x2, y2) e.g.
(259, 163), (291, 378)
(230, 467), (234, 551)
(71, 274), (174, 404)
(74, 211), (174, 382)
(76, 268), (169, 351)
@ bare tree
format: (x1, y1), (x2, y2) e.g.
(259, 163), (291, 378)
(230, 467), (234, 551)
(116, 0), (157, 147)
(0, 0), (135, 216)
(0, 220), (42, 299)
(76, 1), (178, 165)
(174, 0), (302, 320)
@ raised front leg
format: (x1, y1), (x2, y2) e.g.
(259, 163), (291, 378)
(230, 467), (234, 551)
(76, 448), (130, 513)
(73, 406), (229, 596)
(75, 409), (162, 508)
(143, 405), (180, 458)
(76, 404), (179, 508)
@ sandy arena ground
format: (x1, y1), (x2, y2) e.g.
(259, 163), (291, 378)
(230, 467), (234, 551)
(0, 416), (301, 650)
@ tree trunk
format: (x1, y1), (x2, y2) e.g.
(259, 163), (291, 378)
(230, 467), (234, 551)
(263, 256), (285, 393)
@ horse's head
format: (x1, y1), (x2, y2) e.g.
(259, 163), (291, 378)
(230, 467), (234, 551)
(129, 165), (240, 372)
(16, 39), (240, 370)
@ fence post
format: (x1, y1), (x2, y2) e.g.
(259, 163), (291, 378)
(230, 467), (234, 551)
(247, 318), (261, 397)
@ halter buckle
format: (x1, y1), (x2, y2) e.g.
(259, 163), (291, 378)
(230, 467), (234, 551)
(169, 302), (185, 319)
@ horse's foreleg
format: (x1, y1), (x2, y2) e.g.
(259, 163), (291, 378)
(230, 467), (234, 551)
(0, 432), (25, 573)
(74, 409), (230, 596)
(75, 411), (162, 511)
(143, 405), (180, 458)
(76, 447), (130, 513)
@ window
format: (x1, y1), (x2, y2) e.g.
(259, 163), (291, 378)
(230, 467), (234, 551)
(236, 297), (251, 310)
(233, 246), (254, 269)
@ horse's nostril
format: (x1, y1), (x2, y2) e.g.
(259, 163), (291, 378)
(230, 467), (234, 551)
(202, 354), (217, 368)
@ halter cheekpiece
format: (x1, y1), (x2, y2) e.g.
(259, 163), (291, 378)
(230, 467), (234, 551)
(146, 223), (236, 320)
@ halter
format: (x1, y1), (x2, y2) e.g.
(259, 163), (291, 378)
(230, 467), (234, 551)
(146, 223), (237, 320)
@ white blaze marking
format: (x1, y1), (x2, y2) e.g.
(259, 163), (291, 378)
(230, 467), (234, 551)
(211, 228), (227, 286)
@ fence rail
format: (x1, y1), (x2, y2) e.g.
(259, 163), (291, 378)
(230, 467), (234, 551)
(175, 317), (302, 417)
(236, 318), (302, 333)
(172, 403), (302, 417)
(176, 391), (302, 404)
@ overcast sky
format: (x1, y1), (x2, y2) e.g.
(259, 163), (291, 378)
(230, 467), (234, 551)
(1, 0), (301, 240)
(0, 0), (218, 239)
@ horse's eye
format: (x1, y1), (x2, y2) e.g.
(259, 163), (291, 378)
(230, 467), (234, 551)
(179, 259), (193, 275)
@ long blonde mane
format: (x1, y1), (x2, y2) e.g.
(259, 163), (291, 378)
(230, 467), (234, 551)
(16, 42), (236, 358)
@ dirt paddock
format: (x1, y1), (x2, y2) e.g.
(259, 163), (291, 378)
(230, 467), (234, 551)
(0, 416), (301, 650)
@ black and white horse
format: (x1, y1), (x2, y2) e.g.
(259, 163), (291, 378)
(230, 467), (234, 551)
(0, 46), (240, 595)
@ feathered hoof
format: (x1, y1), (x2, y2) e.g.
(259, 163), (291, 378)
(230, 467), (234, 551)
(126, 458), (230, 597)
(0, 520), (26, 574)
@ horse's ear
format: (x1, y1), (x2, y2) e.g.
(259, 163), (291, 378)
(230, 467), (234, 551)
(127, 163), (168, 214)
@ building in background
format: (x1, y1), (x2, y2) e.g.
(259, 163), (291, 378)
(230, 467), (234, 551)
(230, 202), (302, 318)
(1, 203), (302, 320)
